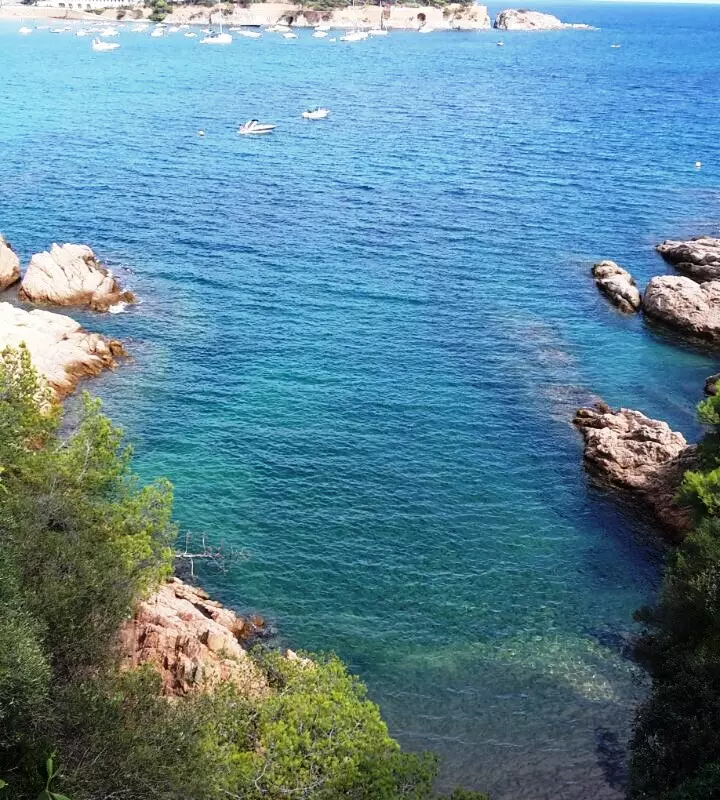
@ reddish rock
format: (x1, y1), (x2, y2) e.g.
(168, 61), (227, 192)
(118, 578), (269, 698)
(574, 403), (696, 541)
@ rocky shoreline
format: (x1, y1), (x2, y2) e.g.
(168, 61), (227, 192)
(579, 234), (720, 542)
(0, 4), (592, 33)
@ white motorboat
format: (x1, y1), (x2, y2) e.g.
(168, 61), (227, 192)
(315, 24), (331, 31)
(312, 30), (328, 38)
(99, 27), (119, 37)
(368, 28), (388, 36)
(340, 30), (367, 42)
(496, 40), (504, 46)
(168, 26), (180, 33)
(238, 120), (276, 135)
(150, 28), (165, 38)
(237, 29), (262, 38)
(283, 31), (298, 39)
(610, 43), (621, 48)
(419, 25), (434, 34)
(92, 38), (120, 52)
(302, 107), (330, 120)
(184, 32), (197, 38)
(18, 27), (32, 35)
(200, 29), (233, 45)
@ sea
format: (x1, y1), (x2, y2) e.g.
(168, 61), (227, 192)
(1, 4), (719, 797)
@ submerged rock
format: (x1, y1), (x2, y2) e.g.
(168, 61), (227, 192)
(574, 403), (695, 540)
(118, 577), (270, 698)
(592, 260), (641, 312)
(0, 235), (21, 291)
(643, 276), (720, 340)
(656, 236), (720, 283)
(0, 302), (125, 398)
(494, 9), (591, 30)
(19, 243), (135, 312)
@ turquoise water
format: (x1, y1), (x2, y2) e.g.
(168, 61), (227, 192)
(2, 5), (720, 797)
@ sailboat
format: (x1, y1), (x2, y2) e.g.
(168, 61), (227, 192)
(340, 0), (368, 42)
(200, 21), (232, 45)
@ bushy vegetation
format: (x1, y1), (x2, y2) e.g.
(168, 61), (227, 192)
(0, 348), (486, 800)
(629, 390), (720, 800)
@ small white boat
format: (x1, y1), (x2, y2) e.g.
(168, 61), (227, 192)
(368, 28), (388, 36)
(312, 30), (328, 38)
(238, 29), (262, 38)
(276, 24), (291, 32)
(610, 43), (621, 48)
(150, 28), (165, 38)
(238, 119), (276, 135)
(76, 29), (90, 37)
(316, 24), (331, 31)
(340, 30), (367, 42)
(496, 40), (504, 47)
(283, 31), (298, 39)
(302, 107), (330, 120)
(419, 25), (434, 34)
(200, 31), (233, 45)
(92, 38), (120, 52)
(184, 32), (197, 38)
(18, 26), (32, 35)
(99, 27), (119, 37)
(168, 26), (180, 33)
(695, 161), (703, 169)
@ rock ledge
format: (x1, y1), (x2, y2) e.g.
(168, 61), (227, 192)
(19, 243), (135, 312)
(573, 403), (695, 540)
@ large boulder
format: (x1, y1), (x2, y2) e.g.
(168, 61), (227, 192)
(574, 403), (695, 541)
(592, 260), (641, 312)
(0, 302), (124, 398)
(0, 235), (21, 291)
(118, 578), (270, 697)
(19, 243), (135, 312)
(656, 236), (720, 282)
(494, 9), (591, 30)
(643, 276), (720, 340)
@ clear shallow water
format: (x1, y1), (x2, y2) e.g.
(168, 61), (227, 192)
(2, 5), (720, 797)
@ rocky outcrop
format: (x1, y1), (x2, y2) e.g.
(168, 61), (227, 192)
(118, 578), (270, 698)
(19, 243), (135, 312)
(0, 302), (125, 398)
(165, 3), (491, 30)
(656, 236), (720, 283)
(0, 236), (21, 291)
(494, 9), (592, 30)
(704, 373), (720, 395)
(592, 260), (641, 312)
(643, 276), (720, 340)
(574, 403), (695, 540)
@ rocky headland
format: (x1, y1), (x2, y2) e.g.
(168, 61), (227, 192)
(19, 243), (135, 313)
(119, 577), (273, 697)
(573, 403), (695, 541)
(163, 3), (491, 30)
(494, 9), (593, 31)
(0, 302), (124, 398)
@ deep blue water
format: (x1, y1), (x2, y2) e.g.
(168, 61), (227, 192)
(2, 4), (720, 797)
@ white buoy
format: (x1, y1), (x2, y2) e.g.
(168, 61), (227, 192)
(198, 130), (205, 137)
(695, 161), (702, 169)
